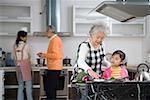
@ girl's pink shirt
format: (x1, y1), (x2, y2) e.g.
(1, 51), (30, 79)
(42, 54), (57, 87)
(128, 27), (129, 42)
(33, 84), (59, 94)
(102, 66), (129, 79)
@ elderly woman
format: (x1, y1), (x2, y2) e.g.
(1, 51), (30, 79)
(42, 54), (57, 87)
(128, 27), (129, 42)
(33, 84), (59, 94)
(73, 23), (110, 80)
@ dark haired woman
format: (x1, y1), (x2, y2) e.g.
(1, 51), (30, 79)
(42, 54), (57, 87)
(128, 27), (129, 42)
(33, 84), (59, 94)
(13, 31), (33, 100)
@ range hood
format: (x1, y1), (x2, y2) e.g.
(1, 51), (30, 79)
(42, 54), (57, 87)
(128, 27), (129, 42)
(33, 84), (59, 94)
(46, 0), (60, 32)
(33, 0), (70, 37)
(94, 0), (150, 22)
(46, 0), (70, 36)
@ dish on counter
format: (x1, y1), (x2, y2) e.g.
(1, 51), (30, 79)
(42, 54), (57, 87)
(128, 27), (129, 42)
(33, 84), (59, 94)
(93, 79), (105, 82)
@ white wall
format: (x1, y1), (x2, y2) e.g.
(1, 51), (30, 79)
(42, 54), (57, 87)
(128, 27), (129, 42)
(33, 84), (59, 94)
(0, 0), (149, 66)
(105, 37), (143, 65)
(0, 36), (144, 66)
(142, 15), (150, 62)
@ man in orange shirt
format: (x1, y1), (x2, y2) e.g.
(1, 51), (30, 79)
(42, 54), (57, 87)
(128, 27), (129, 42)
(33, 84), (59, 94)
(37, 25), (64, 100)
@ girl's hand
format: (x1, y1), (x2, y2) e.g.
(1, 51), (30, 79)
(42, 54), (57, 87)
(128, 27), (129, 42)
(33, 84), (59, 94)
(87, 69), (100, 79)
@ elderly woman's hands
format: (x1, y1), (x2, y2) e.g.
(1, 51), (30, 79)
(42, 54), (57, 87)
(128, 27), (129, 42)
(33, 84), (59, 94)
(87, 69), (100, 79)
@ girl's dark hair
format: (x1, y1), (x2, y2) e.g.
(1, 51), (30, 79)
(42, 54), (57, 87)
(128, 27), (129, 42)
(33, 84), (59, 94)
(15, 31), (27, 47)
(112, 50), (126, 61)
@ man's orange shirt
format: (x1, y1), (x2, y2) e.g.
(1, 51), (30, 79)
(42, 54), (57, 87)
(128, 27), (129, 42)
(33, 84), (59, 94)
(43, 35), (64, 70)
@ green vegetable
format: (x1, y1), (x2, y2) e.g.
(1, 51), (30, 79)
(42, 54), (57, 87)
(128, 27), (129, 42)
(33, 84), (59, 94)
(110, 77), (115, 80)
(75, 72), (88, 83)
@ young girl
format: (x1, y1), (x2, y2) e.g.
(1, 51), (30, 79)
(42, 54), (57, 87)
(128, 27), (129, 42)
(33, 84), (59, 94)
(102, 50), (129, 80)
(13, 31), (33, 100)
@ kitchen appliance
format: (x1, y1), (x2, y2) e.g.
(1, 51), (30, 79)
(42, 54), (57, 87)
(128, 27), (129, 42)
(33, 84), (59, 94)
(6, 52), (15, 67)
(63, 57), (72, 66)
(33, 0), (71, 37)
(0, 51), (6, 67)
(93, 0), (150, 22)
(1, 51), (6, 67)
(39, 69), (68, 99)
(135, 63), (150, 81)
(36, 58), (46, 67)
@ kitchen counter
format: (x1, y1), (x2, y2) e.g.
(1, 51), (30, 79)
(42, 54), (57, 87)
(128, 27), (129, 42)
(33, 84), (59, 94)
(126, 65), (138, 80)
(0, 65), (137, 73)
(127, 65), (137, 72)
(3, 65), (73, 100)
(0, 65), (73, 72)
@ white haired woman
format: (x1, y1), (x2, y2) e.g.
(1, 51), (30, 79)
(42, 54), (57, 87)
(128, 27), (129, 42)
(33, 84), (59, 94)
(73, 22), (110, 81)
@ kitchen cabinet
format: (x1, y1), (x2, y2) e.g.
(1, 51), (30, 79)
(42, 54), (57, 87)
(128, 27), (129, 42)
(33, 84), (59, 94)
(4, 69), (40, 100)
(73, 5), (110, 36)
(0, 3), (32, 36)
(2, 66), (73, 100)
(0, 70), (4, 100)
(73, 3), (146, 37)
(127, 65), (137, 80)
(109, 18), (146, 37)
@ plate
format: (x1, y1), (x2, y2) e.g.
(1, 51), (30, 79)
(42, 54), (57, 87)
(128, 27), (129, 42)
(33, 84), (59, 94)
(93, 79), (105, 82)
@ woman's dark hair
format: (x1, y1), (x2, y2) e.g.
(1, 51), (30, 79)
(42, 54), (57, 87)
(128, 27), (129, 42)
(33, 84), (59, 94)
(112, 50), (126, 61)
(15, 31), (27, 47)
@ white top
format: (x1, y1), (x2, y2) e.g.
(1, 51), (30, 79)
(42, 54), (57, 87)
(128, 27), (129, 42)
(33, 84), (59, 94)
(75, 39), (110, 72)
(48, 34), (57, 46)
(14, 41), (30, 60)
(49, 34), (57, 41)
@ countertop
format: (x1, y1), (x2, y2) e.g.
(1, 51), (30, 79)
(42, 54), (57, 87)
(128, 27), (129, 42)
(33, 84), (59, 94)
(126, 65), (137, 72)
(0, 65), (73, 72)
(0, 65), (137, 72)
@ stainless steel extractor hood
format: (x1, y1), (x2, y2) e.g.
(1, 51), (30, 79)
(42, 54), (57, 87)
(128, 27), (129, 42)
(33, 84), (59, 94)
(46, 0), (71, 36)
(94, 1), (150, 22)
(33, 0), (71, 37)
(46, 0), (60, 32)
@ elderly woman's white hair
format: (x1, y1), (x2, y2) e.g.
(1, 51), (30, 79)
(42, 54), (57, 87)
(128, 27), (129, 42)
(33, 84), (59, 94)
(89, 22), (108, 36)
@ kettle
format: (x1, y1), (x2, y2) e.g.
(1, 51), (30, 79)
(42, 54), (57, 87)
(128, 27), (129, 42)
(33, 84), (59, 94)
(139, 71), (150, 81)
(135, 63), (150, 81)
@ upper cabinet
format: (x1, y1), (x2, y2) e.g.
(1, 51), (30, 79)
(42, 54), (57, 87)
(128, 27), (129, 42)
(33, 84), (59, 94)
(73, 3), (146, 37)
(73, 5), (110, 36)
(109, 18), (146, 37)
(0, 3), (32, 36)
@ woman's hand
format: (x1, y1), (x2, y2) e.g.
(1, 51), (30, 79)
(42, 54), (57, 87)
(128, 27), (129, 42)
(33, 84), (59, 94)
(87, 69), (100, 79)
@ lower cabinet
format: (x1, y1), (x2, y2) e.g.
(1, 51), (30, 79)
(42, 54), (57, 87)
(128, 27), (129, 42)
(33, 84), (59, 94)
(127, 70), (136, 80)
(4, 71), (40, 100)
(4, 69), (70, 100)
(39, 69), (69, 100)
